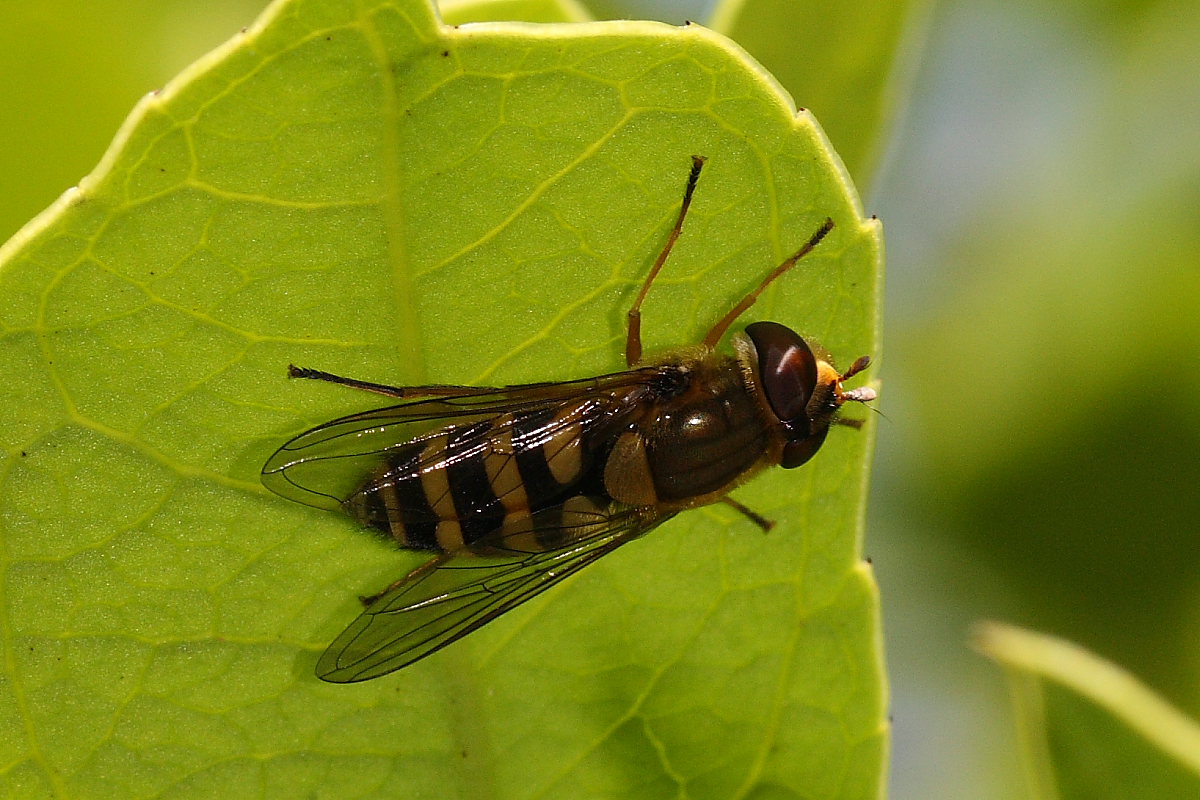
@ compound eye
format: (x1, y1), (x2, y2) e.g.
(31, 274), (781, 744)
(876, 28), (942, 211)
(745, 321), (818, 423)
(780, 426), (829, 468)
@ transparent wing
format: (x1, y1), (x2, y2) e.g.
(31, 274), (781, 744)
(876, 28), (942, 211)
(316, 506), (671, 682)
(262, 369), (661, 512)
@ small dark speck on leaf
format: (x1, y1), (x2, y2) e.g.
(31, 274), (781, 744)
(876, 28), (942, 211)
(865, 555), (873, 564)
(20, 450), (27, 457)
(441, 50), (449, 57)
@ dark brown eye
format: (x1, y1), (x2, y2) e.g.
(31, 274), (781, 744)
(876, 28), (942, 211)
(745, 321), (817, 423)
(780, 426), (828, 468)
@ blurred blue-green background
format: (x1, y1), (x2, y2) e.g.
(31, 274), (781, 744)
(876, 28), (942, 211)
(3, 1), (1197, 798)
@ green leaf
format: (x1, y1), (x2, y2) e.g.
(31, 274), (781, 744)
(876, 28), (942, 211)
(975, 623), (1200, 800)
(708, 0), (926, 187)
(438, 0), (593, 24)
(0, 0), (883, 797)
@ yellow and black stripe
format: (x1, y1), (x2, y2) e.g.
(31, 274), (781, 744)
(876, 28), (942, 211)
(344, 400), (614, 554)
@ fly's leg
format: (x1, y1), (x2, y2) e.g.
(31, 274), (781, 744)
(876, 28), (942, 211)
(702, 218), (834, 350)
(288, 365), (498, 398)
(720, 496), (774, 532)
(357, 552), (450, 607)
(626, 155), (706, 367)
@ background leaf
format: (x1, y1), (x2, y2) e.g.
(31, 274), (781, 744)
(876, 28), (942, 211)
(708, 0), (927, 187)
(976, 623), (1200, 800)
(871, 2), (1200, 796)
(0, 0), (883, 797)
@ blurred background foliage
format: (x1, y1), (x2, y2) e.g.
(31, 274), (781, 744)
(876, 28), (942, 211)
(2, 0), (1196, 798)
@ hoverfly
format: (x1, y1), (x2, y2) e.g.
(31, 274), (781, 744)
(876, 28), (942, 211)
(262, 156), (876, 682)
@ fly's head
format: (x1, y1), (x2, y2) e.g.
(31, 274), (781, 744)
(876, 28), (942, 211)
(741, 320), (876, 468)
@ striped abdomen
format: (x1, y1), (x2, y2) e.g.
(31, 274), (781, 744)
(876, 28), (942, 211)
(343, 399), (617, 554)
